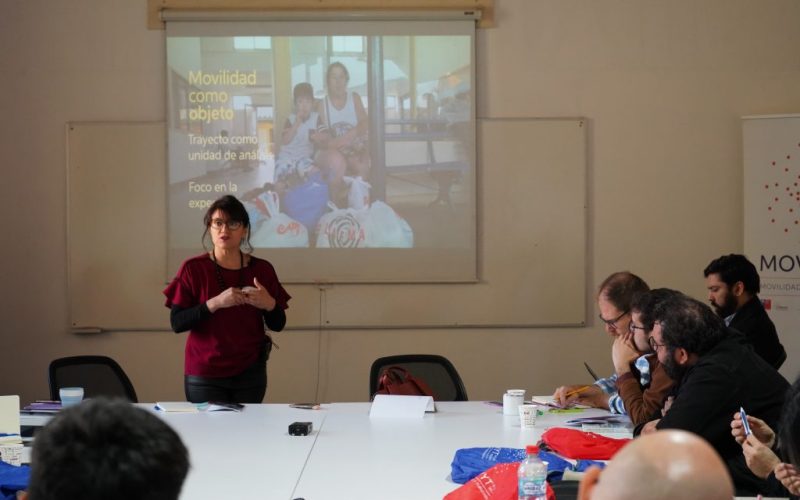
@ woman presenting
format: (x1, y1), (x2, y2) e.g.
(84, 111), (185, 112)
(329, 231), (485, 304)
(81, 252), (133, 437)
(164, 195), (290, 404)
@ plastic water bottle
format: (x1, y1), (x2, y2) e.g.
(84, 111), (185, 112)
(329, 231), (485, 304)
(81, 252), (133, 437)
(518, 445), (547, 500)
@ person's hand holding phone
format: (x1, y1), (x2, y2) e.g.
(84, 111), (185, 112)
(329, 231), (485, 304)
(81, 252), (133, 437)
(731, 410), (775, 447)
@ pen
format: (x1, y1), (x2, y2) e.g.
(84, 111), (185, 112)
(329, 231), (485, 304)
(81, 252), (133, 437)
(584, 362), (599, 381)
(565, 385), (591, 398)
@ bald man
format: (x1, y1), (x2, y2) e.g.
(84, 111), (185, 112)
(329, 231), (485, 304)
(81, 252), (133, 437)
(578, 430), (733, 500)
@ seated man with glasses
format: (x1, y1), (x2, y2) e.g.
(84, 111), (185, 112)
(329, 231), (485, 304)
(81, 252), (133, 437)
(553, 272), (654, 418)
(605, 289), (678, 425)
(638, 291), (788, 496)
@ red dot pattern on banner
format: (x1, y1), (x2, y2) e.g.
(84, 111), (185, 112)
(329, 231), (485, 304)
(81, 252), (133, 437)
(763, 148), (800, 236)
(764, 148), (800, 234)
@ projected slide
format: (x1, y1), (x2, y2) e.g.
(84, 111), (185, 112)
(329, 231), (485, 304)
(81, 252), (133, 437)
(166, 22), (476, 282)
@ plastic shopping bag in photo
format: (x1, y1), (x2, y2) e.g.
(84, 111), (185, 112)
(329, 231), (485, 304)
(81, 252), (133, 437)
(249, 191), (309, 248)
(362, 201), (413, 247)
(343, 175), (371, 210)
(283, 171), (330, 231)
(316, 204), (367, 248)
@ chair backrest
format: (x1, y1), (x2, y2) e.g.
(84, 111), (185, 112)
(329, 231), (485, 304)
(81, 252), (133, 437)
(49, 356), (138, 403)
(369, 354), (468, 401)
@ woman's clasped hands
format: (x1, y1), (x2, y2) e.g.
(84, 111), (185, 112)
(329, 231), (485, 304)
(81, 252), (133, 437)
(241, 278), (277, 311)
(209, 278), (276, 312)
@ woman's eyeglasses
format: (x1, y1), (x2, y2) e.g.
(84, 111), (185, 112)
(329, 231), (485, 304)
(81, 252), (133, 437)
(210, 219), (243, 231)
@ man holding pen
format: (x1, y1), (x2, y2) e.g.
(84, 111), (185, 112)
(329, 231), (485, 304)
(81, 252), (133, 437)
(553, 272), (672, 425)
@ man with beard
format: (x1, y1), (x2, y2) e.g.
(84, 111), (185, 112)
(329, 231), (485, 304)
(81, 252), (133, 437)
(638, 291), (788, 495)
(704, 254), (786, 368)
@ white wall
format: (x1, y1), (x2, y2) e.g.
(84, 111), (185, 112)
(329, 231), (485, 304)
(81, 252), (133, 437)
(1, 0), (799, 405)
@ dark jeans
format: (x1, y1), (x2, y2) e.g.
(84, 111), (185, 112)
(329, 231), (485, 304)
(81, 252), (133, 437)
(184, 340), (269, 404)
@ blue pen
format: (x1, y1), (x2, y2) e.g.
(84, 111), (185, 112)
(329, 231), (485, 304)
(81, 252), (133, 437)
(740, 407), (752, 436)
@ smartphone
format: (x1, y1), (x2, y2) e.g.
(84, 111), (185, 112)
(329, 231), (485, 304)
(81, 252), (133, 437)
(740, 406), (752, 436)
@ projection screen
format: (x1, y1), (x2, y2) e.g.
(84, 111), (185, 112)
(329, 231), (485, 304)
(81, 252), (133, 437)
(166, 18), (476, 283)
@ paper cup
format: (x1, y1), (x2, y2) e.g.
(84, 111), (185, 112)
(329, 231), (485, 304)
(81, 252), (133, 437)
(0, 444), (23, 466)
(59, 387), (84, 408)
(518, 404), (538, 428)
(503, 389), (525, 415)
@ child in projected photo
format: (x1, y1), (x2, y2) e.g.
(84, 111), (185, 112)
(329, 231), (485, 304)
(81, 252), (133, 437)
(273, 82), (322, 195)
(316, 61), (370, 207)
(264, 82), (330, 238)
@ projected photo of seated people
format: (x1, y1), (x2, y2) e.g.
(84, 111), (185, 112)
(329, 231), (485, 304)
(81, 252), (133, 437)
(316, 61), (370, 208)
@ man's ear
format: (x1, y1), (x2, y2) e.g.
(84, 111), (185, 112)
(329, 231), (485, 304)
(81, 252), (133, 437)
(577, 465), (603, 500)
(674, 347), (690, 366)
(732, 281), (745, 297)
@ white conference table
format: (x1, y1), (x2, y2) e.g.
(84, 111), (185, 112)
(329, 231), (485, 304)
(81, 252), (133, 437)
(154, 404), (327, 500)
(19, 402), (784, 500)
(163, 401), (613, 500)
(21, 401), (618, 500)
(294, 402), (561, 500)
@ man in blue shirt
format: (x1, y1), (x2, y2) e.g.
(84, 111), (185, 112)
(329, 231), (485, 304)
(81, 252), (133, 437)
(553, 271), (651, 415)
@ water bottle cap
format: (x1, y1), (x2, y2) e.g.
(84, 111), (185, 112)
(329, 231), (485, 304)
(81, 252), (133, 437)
(526, 445), (539, 455)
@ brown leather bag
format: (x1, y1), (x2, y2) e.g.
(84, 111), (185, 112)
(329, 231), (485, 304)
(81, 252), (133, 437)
(374, 366), (435, 398)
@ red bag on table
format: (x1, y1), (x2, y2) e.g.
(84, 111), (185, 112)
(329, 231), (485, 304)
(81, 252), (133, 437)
(540, 428), (631, 460)
(374, 366), (434, 398)
(443, 462), (555, 500)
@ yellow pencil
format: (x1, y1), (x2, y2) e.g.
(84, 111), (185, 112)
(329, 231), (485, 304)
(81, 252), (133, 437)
(564, 385), (591, 398)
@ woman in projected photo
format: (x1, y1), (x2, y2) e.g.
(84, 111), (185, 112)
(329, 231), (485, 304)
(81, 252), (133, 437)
(316, 61), (370, 207)
(163, 195), (291, 404)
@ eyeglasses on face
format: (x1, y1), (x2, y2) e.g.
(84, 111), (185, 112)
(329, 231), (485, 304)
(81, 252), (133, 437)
(598, 310), (629, 330)
(210, 218), (243, 231)
(628, 322), (648, 335)
(648, 336), (667, 352)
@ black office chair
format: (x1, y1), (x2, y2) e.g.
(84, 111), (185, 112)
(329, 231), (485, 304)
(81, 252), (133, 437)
(369, 354), (468, 401)
(49, 355), (138, 402)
